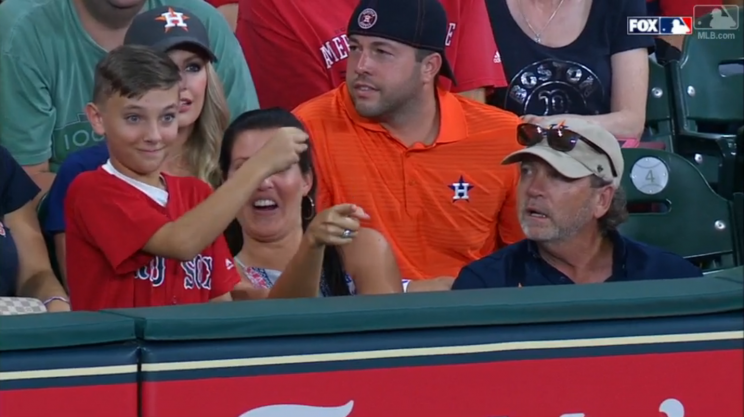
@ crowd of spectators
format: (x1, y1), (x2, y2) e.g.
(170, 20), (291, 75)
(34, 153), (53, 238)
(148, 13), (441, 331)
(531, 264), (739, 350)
(2, 0), (734, 312)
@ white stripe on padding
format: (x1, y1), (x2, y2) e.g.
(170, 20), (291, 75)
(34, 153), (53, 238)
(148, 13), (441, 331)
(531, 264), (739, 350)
(140, 331), (743, 372)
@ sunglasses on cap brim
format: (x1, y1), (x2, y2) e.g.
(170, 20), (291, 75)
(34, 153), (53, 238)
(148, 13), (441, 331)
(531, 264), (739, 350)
(516, 123), (619, 178)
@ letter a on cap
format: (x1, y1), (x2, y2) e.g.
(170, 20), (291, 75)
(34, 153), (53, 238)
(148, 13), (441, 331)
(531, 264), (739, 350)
(357, 8), (378, 29)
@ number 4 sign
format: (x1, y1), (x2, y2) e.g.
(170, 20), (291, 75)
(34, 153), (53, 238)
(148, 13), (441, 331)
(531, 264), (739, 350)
(630, 156), (670, 195)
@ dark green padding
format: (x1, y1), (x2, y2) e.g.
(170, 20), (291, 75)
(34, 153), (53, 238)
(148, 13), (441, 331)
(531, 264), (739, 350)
(0, 312), (136, 352)
(104, 272), (744, 342)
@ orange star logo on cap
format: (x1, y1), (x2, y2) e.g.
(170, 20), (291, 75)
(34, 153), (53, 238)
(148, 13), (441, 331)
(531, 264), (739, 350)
(155, 7), (189, 32)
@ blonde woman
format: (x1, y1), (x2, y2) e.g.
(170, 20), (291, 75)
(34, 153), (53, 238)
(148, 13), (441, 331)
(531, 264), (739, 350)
(43, 7), (230, 283)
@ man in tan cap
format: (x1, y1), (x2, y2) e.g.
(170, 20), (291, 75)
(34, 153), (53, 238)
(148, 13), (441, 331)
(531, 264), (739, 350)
(452, 117), (702, 288)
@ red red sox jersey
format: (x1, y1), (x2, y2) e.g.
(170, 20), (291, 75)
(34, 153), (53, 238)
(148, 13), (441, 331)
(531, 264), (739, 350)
(236, 0), (506, 110)
(64, 168), (240, 311)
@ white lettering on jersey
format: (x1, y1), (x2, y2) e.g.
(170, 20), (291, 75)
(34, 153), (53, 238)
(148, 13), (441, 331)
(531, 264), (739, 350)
(133, 255), (216, 291)
(135, 257), (166, 287)
(445, 23), (456, 46)
(182, 254), (214, 290)
(320, 34), (351, 69)
(319, 21), (457, 71)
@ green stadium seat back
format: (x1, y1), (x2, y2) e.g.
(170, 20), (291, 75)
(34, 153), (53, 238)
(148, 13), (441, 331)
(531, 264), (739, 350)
(618, 148), (735, 270)
(666, 10), (743, 195)
(732, 192), (744, 265)
(674, 10), (744, 127)
(644, 57), (674, 150)
(735, 126), (744, 194)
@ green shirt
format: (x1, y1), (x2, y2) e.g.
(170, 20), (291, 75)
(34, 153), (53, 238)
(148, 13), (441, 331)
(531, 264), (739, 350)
(0, 0), (258, 171)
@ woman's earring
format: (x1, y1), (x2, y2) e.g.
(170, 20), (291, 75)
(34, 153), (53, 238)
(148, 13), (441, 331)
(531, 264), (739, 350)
(302, 196), (316, 220)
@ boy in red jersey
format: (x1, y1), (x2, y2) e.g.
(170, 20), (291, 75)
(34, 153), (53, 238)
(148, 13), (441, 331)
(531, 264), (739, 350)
(65, 45), (307, 310)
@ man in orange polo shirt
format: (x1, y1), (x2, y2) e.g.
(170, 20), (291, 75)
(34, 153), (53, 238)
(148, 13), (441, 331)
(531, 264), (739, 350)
(294, 0), (524, 288)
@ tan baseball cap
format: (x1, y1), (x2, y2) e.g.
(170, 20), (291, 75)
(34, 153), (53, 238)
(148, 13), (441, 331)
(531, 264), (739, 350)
(502, 116), (624, 188)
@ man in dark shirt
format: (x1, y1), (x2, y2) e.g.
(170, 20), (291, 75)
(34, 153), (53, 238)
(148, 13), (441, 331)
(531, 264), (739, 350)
(453, 117), (703, 289)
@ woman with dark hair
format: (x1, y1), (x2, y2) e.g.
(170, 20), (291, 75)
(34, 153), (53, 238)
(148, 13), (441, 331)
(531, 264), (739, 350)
(221, 109), (402, 297)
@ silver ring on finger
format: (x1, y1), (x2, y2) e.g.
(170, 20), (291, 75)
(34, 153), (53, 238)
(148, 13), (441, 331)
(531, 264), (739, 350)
(341, 229), (353, 238)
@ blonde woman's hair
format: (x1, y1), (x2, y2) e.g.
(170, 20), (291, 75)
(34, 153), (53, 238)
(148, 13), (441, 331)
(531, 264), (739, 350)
(184, 63), (230, 188)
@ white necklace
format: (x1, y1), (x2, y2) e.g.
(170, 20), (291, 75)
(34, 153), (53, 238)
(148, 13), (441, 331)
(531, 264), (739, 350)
(518, 0), (567, 44)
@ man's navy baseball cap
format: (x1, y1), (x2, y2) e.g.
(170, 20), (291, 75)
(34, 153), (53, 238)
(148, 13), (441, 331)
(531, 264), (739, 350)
(124, 6), (217, 62)
(347, 0), (456, 84)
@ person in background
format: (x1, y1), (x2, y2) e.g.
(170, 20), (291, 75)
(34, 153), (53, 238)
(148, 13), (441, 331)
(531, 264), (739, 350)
(294, 0), (525, 292)
(486, 0), (653, 139)
(0, 0), (256, 194)
(0, 146), (70, 312)
(453, 117), (703, 289)
(221, 109), (403, 298)
(237, 0), (505, 110)
(43, 7), (231, 284)
(64, 46), (307, 310)
(205, 0), (238, 31)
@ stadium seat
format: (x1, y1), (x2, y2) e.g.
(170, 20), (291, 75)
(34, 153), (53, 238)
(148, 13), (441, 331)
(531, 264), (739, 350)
(643, 56), (675, 151)
(666, 10), (743, 197)
(735, 126), (744, 195)
(733, 192), (744, 266)
(619, 148), (738, 271)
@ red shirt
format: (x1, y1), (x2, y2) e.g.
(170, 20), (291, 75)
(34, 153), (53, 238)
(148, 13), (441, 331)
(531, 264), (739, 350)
(65, 168), (240, 311)
(237, 0), (506, 110)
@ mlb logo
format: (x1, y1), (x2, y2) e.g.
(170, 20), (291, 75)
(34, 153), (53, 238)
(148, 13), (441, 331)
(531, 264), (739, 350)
(627, 17), (661, 34)
(659, 17), (693, 35)
(693, 5), (739, 30)
(627, 16), (693, 35)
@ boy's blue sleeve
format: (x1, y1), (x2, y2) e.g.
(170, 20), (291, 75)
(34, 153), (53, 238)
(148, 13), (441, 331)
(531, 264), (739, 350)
(43, 160), (86, 234)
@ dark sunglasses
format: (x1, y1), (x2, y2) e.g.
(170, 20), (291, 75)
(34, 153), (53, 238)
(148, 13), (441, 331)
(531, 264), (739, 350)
(516, 123), (619, 178)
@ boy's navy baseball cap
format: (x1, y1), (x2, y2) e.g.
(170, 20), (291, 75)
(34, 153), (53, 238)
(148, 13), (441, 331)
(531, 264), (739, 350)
(347, 0), (456, 84)
(124, 6), (217, 62)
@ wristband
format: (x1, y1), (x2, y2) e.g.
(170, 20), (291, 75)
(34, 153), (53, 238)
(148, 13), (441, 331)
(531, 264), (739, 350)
(43, 296), (70, 307)
(402, 279), (411, 293)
